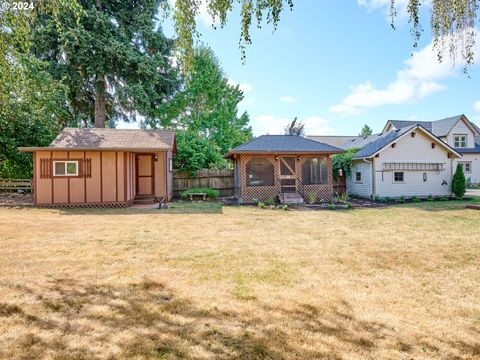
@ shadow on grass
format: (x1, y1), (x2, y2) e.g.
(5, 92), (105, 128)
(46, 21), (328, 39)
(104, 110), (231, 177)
(57, 201), (223, 216)
(391, 197), (480, 212)
(1, 278), (479, 359)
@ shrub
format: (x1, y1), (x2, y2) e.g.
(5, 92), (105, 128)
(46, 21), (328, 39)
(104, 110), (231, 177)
(257, 202), (265, 209)
(373, 195), (380, 201)
(181, 187), (219, 200)
(440, 196), (448, 201)
(384, 196), (391, 202)
(398, 195), (405, 203)
(328, 202), (336, 210)
(451, 164), (466, 198)
(267, 196), (275, 206)
(427, 194), (434, 202)
(411, 196), (420, 202)
(269, 205), (275, 210)
(307, 192), (317, 204)
(282, 204), (289, 210)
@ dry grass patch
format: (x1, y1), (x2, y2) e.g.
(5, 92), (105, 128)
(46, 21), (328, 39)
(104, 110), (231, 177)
(0, 203), (480, 359)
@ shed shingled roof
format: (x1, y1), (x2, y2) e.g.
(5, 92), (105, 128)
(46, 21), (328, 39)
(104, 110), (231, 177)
(19, 128), (176, 151)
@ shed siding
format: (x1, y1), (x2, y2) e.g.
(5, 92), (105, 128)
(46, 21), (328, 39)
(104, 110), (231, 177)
(35, 151), (53, 205)
(347, 160), (372, 198)
(69, 151), (85, 203)
(374, 130), (452, 197)
(86, 151), (101, 203)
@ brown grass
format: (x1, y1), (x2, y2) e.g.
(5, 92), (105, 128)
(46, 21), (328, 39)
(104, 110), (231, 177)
(0, 203), (480, 359)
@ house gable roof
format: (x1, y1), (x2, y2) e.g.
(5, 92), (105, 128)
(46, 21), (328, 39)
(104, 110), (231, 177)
(19, 128), (176, 152)
(353, 125), (461, 160)
(383, 115), (479, 137)
(307, 135), (359, 148)
(226, 135), (343, 158)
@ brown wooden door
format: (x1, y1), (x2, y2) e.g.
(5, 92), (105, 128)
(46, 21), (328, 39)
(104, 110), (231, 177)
(279, 157), (296, 193)
(136, 154), (154, 196)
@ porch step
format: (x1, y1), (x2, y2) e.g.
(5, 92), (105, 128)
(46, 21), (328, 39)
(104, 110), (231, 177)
(134, 195), (155, 205)
(281, 192), (304, 204)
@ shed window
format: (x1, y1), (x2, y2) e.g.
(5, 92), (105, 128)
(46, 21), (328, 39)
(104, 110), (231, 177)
(454, 134), (467, 148)
(246, 158), (274, 186)
(302, 158), (328, 185)
(393, 172), (404, 183)
(53, 161), (78, 176)
(355, 172), (362, 183)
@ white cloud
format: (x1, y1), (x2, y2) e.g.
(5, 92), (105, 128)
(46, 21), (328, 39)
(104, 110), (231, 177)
(357, 0), (410, 18)
(228, 79), (253, 94)
(253, 115), (332, 136)
(280, 95), (297, 104)
(330, 38), (477, 115)
(474, 100), (480, 112)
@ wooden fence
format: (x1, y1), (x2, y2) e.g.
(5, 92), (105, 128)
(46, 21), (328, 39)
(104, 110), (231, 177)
(0, 179), (33, 192)
(173, 169), (234, 198)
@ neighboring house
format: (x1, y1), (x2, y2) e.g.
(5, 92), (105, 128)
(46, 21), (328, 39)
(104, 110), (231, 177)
(225, 135), (343, 203)
(383, 115), (480, 184)
(19, 128), (176, 207)
(310, 122), (464, 198)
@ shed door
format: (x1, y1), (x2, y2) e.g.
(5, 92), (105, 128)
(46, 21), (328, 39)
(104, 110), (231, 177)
(136, 154), (154, 195)
(279, 157), (296, 193)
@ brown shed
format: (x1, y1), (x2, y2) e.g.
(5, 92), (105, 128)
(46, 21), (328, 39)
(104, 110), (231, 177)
(19, 128), (176, 207)
(226, 135), (343, 203)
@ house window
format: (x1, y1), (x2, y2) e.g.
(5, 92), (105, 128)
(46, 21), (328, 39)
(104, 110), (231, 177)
(459, 162), (472, 174)
(301, 158), (328, 185)
(394, 172), (404, 183)
(246, 158), (274, 186)
(454, 134), (468, 148)
(53, 161), (78, 176)
(355, 172), (362, 183)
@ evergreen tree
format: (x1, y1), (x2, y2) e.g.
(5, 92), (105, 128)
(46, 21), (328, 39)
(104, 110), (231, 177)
(451, 163), (466, 198)
(359, 124), (373, 137)
(30, 0), (178, 127)
(284, 117), (305, 136)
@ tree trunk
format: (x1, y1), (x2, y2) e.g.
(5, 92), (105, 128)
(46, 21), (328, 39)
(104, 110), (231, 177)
(94, 74), (106, 128)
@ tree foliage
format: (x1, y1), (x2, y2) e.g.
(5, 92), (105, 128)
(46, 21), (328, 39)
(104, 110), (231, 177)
(391, 0), (478, 71)
(284, 117), (305, 136)
(0, 56), (68, 178)
(359, 124), (373, 137)
(332, 148), (360, 181)
(150, 47), (252, 174)
(28, 0), (179, 128)
(451, 163), (466, 198)
(170, 0), (294, 71)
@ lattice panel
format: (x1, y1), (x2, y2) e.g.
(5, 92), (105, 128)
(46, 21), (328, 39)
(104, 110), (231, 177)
(296, 155), (334, 203)
(37, 200), (133, 209)
(237, 154), (334, 203)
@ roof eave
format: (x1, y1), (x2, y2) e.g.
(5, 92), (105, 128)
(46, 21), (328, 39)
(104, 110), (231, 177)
(18, 147), (173, 152)
(225, 150), (344, 159)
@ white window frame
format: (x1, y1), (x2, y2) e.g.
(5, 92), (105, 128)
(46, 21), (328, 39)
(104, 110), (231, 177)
(459, 161), (472, 174)
(454, 134), (468, 148)
(355, 171), (362, 183)
(53, 160), (79, 177)
(393, 171), (404, 183)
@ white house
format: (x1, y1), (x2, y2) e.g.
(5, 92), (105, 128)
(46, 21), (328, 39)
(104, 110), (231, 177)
(309, 114), (480, 198)
(383, 115), (480, 184)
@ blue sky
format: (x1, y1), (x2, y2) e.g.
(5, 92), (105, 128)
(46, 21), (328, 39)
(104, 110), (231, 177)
(120, 0), (480, 135)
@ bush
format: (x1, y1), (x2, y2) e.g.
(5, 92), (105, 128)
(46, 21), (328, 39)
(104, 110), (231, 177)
(282, 204), (289, 210)
(307, 192), (317, 204)
(398, 195), (405, 203)
(267, 196), (275, 206)
(411, 196), (420, 202)
(451, 164), (466, 198)
(257, 201), (265, 209)
(427, 194), (434, 202)
(180, 187), (219, 200)
(328, 202), (336, 210)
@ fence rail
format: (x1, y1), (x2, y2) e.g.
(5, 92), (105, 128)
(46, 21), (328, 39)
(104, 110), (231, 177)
(173, 169), (234, 197)
(0, 179), (33, 192)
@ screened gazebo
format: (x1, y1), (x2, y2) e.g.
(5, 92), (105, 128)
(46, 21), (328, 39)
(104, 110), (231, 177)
(226, 135), (343, 203)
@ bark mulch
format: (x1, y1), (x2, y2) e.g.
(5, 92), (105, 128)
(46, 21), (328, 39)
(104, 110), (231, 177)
(0, 192), (33, 208)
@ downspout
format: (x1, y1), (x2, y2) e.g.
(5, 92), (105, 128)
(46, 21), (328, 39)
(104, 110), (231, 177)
(363, 158), (374, 198)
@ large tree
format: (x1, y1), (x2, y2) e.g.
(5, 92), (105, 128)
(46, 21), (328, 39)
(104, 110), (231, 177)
(284, 117), (305, 136)
(151, 47), (252, 173)
(0, 56), (70, 178)
(359, 124), (373, 137)
(29, 0), (178, 128)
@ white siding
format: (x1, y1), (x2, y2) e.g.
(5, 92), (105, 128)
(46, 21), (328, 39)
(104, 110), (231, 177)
(445, 119), (476, 149)
(455, 154), (480, 184)
(374, 130), (454, 198)
(347, 160), (372, 198)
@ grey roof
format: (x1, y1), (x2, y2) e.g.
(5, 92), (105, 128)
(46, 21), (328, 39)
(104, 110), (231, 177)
(307, 135), (359, 148)
(388, 115), (478, 137)
(226, 135), (343, 157)
(19, 128), (176, 151)
(353, 126), (416, 159)
(456, 142), (480, 153)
